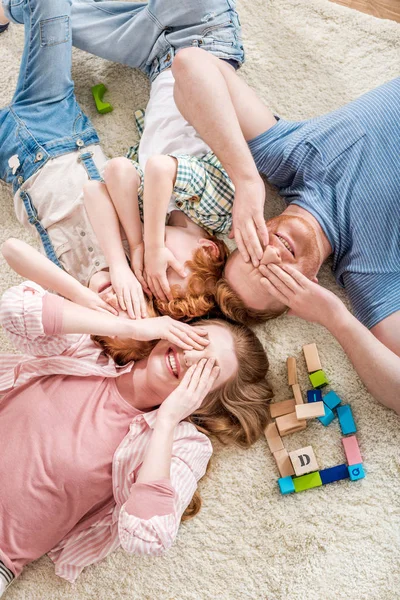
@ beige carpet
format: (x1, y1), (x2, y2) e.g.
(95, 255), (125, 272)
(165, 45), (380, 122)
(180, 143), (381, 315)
(1, 1), (400, 599)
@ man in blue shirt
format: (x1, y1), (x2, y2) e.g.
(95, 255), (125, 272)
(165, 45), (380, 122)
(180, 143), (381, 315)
(172, 49), (400, 415)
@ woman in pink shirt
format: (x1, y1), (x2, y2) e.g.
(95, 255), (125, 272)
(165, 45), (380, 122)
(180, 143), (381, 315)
(0, 240), (272, 595)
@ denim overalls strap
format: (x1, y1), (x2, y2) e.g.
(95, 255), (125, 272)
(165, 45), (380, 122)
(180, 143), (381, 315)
(78, 149), (103, 182)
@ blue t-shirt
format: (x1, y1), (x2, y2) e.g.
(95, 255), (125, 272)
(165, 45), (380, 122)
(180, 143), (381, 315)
(248, 78), (400, 329)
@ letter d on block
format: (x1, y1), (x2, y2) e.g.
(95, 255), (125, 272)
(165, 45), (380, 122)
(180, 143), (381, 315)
(299, 454), (311, 467)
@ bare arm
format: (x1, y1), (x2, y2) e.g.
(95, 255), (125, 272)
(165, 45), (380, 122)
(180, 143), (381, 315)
(260, 263), (400, 414)
(172, 47), (275, 265)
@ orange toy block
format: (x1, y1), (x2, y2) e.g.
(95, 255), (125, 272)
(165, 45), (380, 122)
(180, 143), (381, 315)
(273, 448), (295, 478)
(270, 399), (296, 419)
(303, 343), (322, 373)
(292, 383), (304, 405)
(275, 412), (307, 436)
(289, 446), (319, 476)
(264, 423), (284, 454)
(287, 357), (298, 385)
(295, 402), (325, 420)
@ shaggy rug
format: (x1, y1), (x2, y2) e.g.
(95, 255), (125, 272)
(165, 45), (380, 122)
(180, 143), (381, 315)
(0, 1), (399, 599)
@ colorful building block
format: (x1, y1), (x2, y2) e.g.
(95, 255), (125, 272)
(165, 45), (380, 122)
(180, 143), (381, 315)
(278, 476), (295, 495)
(264, 422), (284, 454)
(318, 404), (336, 426)
(337, 404), (357, 435)
(342, 435), (362, 465)
(293, 471), (322, 492)
(91, 83), (113, 114)
(273, 448), (295, 478)
(270, 399), (296, 419)
(287, 357), (298, 385)
(289, 446), (319, 476)
(307, 389), (322, 403)
(295, 402), (325, 420)
(292, 383), (304, 405)
(323, 390), (342, 410)
(309, 370), (329, 388)
(275, 412), (307, 437)
(303, 343), (322, 373)
(348, 463), (365, 481)
(319, 464), (349, 485)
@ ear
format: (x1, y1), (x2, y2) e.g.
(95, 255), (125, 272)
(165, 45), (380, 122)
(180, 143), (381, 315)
(199, 238), (220, 258)
(312, 276), (318, 283)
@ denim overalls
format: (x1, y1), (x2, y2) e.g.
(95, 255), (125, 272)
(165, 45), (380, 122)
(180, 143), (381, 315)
(0, 0), (244, 265)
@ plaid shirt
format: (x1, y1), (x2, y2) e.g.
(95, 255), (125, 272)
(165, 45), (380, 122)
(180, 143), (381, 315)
(126, 110), (234, 234)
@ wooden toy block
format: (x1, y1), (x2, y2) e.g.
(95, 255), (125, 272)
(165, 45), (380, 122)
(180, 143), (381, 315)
(275, 412), (307, 437)
(323, 390), (342, 410)
(341, 435), (362, 466)
(287, 357), (298, 385)
(292, 383), (304, 405)
(318, 404), (336, 426)
(337, 404), (357, 435)
(307, 389), (322, 403)
(293, 471), (322, 492)
(302, 343), (322, 373)
(309, 370), (329, 389)
(270, 399), (296, 419)
(278, 476), (295, 495)
(348, 463), (365, 481)
(295, 402), (325, 420)
(264, 423), (284, 454)
(91, 83), (113, 114)
(289, 446), (319, 476)
(273, 449), (295, 478)
(319, 464), (349, 485)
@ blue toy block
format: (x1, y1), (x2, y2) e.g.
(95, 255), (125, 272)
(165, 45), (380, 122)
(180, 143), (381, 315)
(307, 389), (322, 403)
(319, 464), (349, 485)
(323, 390), (342, 411)
(348, 463), (365, 481)
(337, 404), (357, 435)
(278, 476), (295, 495)
(318, 404), (336, 426)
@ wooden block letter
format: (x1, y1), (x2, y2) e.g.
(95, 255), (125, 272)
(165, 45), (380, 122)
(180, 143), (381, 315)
(303, 343), (322, 373)
(287, 357), (298, 385)
(264, 423), (284, 454)
(270, 399), (296, 419)
(295, 402), (325, 420)
(273, 449), (295, 478)
(275, 412), (307, 437)
(289, 446), (319, 476)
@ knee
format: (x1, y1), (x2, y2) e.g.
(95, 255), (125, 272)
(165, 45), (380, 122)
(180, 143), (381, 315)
(1, 237), (19, 261)
(172, 47), (205, 80)
(103, 157), (138, 185)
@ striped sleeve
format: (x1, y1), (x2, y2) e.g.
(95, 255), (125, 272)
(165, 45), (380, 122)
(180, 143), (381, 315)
(0, 282), (79, 356)
(118, 430), (212, 556)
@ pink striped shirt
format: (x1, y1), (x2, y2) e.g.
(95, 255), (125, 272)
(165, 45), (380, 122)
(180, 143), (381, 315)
(0, 282), (212, 583)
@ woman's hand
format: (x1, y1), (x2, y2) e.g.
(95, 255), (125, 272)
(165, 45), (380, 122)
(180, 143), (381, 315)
(129, 315), (210, 350)
(109, 263), (147, 320)
(145, 246), (187, 302)
(71, 285), (119, 316)
(130, 241), (151, 296)
(157, 358), (220, 426)
(259, 263), (346, 326)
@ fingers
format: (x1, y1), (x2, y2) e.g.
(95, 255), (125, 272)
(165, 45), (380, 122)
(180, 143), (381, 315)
(166, 332), (198, 351)
(187, 358), (210, 393)
(259, 275), (290, 305)
(159, 274), (173, 302)
(260, 264), (300, 294)
(124, 289), (135, 320)
(280, 263), (309, 287)
(234, 228), (250, 264)
(169, 256), (187, 279)
(135, 268), (151, 296)
(116, 290), (127, 313)
(242, 221), (264, 267)
(255, 214), (269, 248)
(99, 297), (119, 316)
(174, 321), (210, 347)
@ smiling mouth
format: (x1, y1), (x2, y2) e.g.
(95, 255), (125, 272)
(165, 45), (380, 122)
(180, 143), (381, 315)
(275, 234), (295, 257)
(165, 347), (179, 378)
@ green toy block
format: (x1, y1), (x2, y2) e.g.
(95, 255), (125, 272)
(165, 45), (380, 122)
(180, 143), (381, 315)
(91, 83), (113, 114)
(293, 471), (322, 492)
(309, 370), (329, 389)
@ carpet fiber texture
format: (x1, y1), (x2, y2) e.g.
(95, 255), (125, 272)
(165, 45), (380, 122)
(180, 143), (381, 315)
(0, 1), (399, 599)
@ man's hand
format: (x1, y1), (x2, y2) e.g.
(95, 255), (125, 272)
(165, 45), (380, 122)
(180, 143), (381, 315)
(109, 263), (147, 320)
(231, 177), (269, 267)
(259, 263), (345, 326)
(145, 247), (187, 302)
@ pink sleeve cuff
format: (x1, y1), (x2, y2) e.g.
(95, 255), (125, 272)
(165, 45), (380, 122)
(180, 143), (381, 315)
(125, 478), (176, 519)
(42, 294), (65, 335)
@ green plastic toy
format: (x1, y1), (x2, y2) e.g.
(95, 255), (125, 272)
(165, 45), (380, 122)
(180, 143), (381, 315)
(91, 83), (113, 114)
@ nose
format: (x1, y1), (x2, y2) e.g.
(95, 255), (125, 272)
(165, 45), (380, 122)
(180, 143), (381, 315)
(183, 348), (209, 367)
(260, 245), (282, 266)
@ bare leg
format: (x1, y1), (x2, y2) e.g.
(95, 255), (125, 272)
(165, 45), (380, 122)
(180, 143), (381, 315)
(0, 3), (9, 24)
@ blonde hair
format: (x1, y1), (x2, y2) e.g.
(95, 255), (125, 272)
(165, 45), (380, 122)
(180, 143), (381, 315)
(154, 236), (229, 321)
(93, 317), (272, 520)
(215, 278), (286, 325)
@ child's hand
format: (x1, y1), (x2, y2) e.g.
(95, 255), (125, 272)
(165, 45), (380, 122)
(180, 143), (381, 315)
(259, 263), (346, 326)
(109, 263), (147, 320)
(130, 242), (151, 296)
(72, 286), (119, 316)
(130, 315), (210, 350)
(145, 247), (187, 302)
